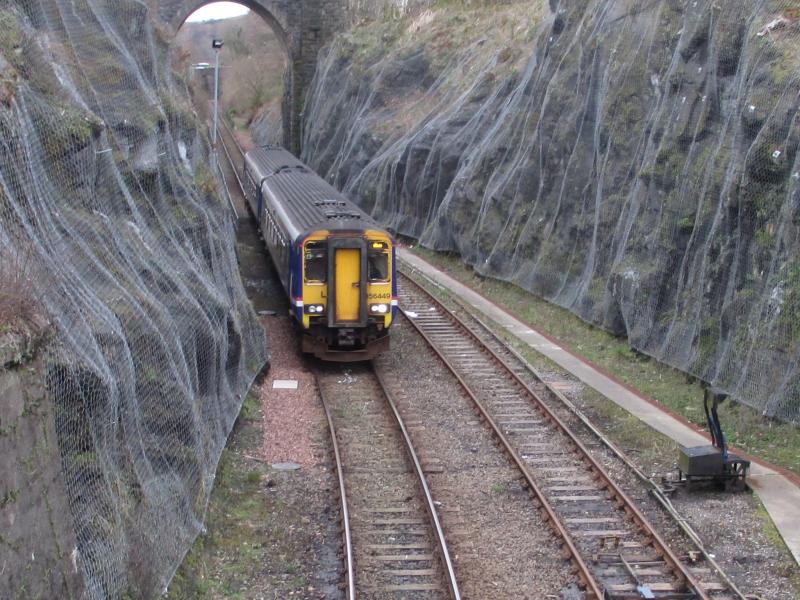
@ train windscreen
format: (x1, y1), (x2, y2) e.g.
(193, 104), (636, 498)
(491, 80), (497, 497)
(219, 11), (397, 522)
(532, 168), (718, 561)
(305, 241), (327, 283)
(368, 242), (389, 282)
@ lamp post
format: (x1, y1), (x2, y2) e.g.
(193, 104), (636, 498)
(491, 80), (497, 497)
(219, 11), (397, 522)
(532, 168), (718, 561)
(211, 38), (224, 152)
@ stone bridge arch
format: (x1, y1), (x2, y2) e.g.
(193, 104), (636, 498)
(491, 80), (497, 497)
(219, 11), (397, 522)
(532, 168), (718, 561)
(158, 0), (348, 153)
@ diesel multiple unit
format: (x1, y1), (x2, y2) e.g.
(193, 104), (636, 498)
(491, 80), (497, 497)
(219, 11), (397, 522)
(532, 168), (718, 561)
(243, 146), (397, 361)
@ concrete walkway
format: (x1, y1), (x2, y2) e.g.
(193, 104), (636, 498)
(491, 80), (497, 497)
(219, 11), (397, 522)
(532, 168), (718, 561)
(399, 248), (800, 566)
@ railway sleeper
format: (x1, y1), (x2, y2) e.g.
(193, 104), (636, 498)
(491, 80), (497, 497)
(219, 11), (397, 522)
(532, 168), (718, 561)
(399, 275), (729, 600)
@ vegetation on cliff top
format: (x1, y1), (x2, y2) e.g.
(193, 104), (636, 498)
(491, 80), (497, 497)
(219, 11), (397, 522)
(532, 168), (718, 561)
(173, 13), (285, 132)
(339, 0), (544, 142)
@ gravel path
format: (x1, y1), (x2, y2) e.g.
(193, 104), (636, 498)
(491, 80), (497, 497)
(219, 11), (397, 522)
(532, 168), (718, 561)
(259, 317), (320, 469)
(167, 316), (343, 599)
(170, 196), (343, 599)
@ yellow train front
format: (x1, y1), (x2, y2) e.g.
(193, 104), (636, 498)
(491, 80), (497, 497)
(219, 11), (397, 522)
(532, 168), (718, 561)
(243, 146), (397, 361)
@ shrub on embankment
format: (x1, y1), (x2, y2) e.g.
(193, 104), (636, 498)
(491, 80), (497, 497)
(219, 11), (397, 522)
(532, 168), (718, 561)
(302, 0), (800, 425)
(0, 2), (266, 597)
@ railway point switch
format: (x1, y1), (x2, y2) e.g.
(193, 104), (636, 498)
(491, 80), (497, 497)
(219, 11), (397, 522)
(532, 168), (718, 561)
(668, 387), (750, 492)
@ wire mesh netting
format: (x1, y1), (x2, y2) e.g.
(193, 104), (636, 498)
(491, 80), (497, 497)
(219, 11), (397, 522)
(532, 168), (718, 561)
(303, 0), (800, 424)
(348, 0), (413, 22)
(0, 0), (267, 597)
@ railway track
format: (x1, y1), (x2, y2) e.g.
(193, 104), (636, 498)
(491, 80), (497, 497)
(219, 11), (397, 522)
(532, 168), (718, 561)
(215, 122), (736, 598)
(219, 118), (246, 172)
(217, 117), (248, 200)
(399, 265), (751, 598)
(397, 271), (738, 600)
(316, 363), (460, 599)
(216, 124), (460, 596)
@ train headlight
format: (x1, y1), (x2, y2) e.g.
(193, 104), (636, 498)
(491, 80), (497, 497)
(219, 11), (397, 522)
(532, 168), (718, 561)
(370, 304), (389, 314)
(305, 304), (325, 314)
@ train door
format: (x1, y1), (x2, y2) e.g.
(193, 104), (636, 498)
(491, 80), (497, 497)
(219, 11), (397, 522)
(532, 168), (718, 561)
(334, 248), (361, 322)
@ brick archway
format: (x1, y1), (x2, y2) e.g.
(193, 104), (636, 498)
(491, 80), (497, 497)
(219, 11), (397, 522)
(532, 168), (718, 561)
(161, 0), (347, 153)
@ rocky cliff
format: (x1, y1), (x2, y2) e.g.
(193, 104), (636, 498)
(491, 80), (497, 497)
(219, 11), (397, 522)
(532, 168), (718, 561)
(302, 0), (800, 423)
(1, 347), (84, 599)
(0, 1), (266, 597)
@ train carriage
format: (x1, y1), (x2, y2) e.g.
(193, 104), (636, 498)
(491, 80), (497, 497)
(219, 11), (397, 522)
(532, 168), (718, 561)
(243, 146), (397, 361)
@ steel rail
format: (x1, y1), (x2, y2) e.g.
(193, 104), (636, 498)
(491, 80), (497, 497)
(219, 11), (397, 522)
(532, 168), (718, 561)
(212, 118), (246, 223)
(205, 112), (245, 221)
(400, 264), (747, 600)
(220, 116), (246, 159)
(315, 376), (357, 600)
(217, 118), (247, 195)
(399, 272), (713, 600)
(219, 133), (246, 200)
(371, 363), (462, 600)
(213, 145), (240, 220)
(397, 303), (602, 598)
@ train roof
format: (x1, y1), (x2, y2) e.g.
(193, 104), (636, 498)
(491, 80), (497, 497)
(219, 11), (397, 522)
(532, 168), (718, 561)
(244, 146), (382, 242)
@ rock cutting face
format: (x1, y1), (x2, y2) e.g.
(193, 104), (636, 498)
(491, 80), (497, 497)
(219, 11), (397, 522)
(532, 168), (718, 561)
(0, 1), (269, 597)
(300, 0), (800, 426)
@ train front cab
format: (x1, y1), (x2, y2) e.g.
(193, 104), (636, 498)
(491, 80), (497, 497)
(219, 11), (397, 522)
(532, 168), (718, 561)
(296, 229), (397, 361)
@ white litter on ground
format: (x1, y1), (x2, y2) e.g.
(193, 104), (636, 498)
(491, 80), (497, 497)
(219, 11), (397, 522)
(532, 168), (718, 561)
(273, 379), (299, 390)
(338, 371), (357, 384)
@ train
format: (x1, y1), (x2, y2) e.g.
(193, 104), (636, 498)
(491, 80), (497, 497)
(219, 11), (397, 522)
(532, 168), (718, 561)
(242, 146), (397, 361)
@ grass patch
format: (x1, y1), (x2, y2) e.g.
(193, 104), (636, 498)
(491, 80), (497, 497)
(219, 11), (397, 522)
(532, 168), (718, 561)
(167, 390), (309, 599)
(410, 247), (800, 477)
(490, 482), (506, 494)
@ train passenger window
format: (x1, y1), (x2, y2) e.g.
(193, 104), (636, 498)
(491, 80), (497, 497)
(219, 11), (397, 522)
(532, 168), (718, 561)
(368, 244), (389, 282)
(305, 241), (327, 283)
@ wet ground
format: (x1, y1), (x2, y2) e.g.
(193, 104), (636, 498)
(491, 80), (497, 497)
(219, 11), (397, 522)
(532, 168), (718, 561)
(222, 146), (287, 316)
(236, 209), (286, 315)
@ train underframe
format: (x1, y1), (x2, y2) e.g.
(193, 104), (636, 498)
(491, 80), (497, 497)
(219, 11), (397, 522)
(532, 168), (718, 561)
(301, 322), (391, 362)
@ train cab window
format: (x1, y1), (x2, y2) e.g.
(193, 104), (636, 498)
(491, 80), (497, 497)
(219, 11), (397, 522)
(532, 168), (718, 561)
(304, 241), (327, 283)
(368, 242), (390, 282)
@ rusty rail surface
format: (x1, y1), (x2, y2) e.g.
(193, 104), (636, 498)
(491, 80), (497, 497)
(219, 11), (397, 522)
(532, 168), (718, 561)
(401, 264), (747, 600)
(397, 271), (729, 600)
(218, 118), (247, 191)
(316, 375), (357, 600)
(315, 365), (460, 599)
(372, 364), (462, 600)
